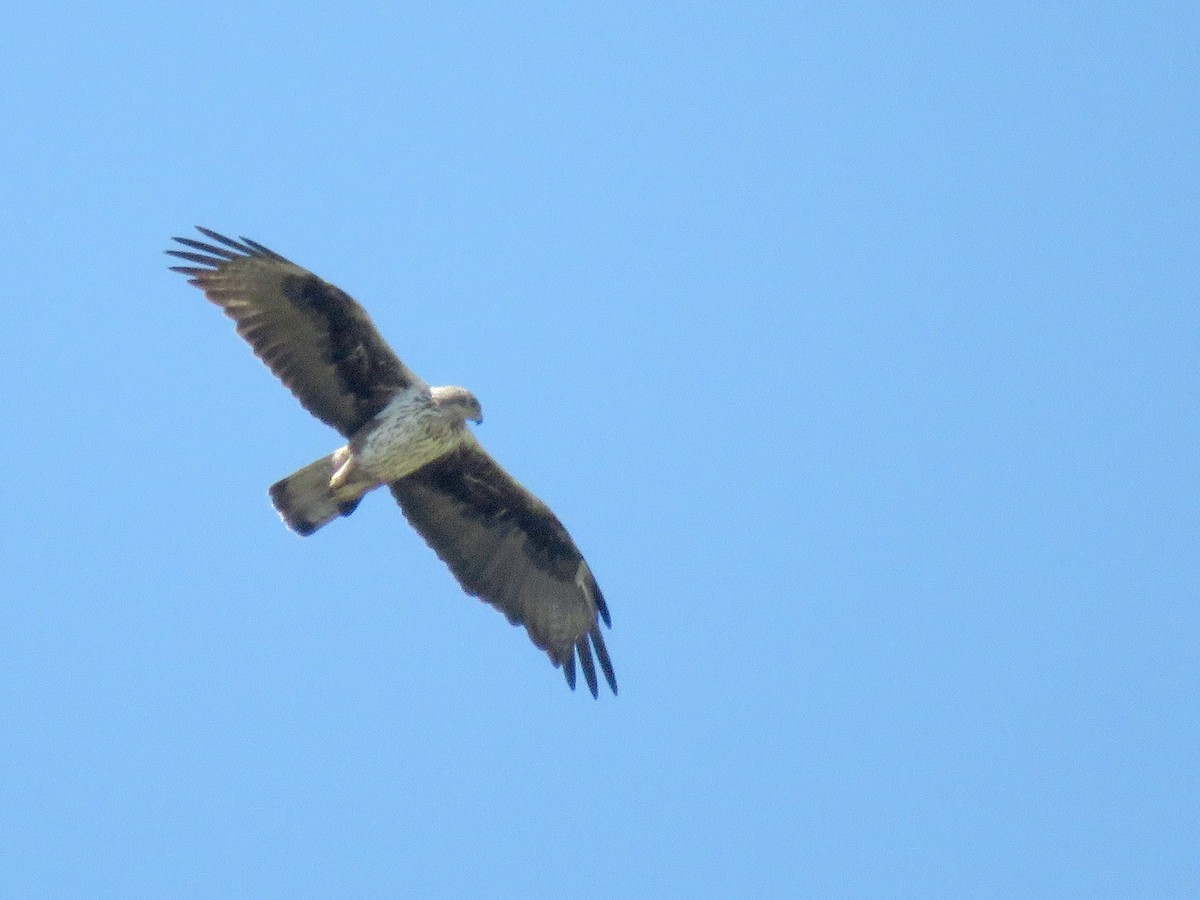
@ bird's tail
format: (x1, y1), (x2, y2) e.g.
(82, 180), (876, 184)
(269, 454), (363, 537)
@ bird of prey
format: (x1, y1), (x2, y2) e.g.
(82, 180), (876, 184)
(167, 227), (616, 696)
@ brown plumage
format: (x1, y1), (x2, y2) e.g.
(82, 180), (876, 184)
(168, 228), (616, 696)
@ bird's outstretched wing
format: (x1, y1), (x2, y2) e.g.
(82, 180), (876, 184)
(390, 442), (617, 697)
(167, 227), (421, 437)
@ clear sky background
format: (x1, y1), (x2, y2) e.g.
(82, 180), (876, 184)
(0, 3), (1195, 897)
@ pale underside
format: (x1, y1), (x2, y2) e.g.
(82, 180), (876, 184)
(331, 387), (470, 503)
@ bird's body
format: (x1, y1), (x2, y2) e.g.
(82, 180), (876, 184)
(270, 384), (479, 536)
(167, 228), (616, 696)
(355, 386), (477, 483)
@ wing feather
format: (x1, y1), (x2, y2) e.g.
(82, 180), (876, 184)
(167, 227), (422, 437)
(389, 442), (617, 697)
(576, 634), (598, 697)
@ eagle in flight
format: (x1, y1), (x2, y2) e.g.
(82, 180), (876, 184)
(168, 228), (616, 696)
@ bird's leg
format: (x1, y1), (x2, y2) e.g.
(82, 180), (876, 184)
(328, 445), (359, 495)
(328, 445), (378, 511)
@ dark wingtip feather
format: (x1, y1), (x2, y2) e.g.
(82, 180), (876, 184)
(562, 651), (577, 690)
(577, 637), (599, 698)
(166, 249), (225, 267)
(590, 624), (618, 695)
(193, 226), (257, 255)
(171, 236), (239, 260)
(167, 228), (289, 279)
(593, 582), (612, 628)
(239, 236), (284, 259)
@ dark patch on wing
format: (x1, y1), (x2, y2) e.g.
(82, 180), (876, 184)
(390, 443), (616, 697)
(168, 227), (419, 437)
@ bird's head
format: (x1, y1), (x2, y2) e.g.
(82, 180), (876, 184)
(431, 384), (483, 424)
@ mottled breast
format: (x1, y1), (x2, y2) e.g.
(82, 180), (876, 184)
(355, 389), (469, 481)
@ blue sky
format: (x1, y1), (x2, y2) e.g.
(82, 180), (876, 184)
(1, 3), (1196, 897)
